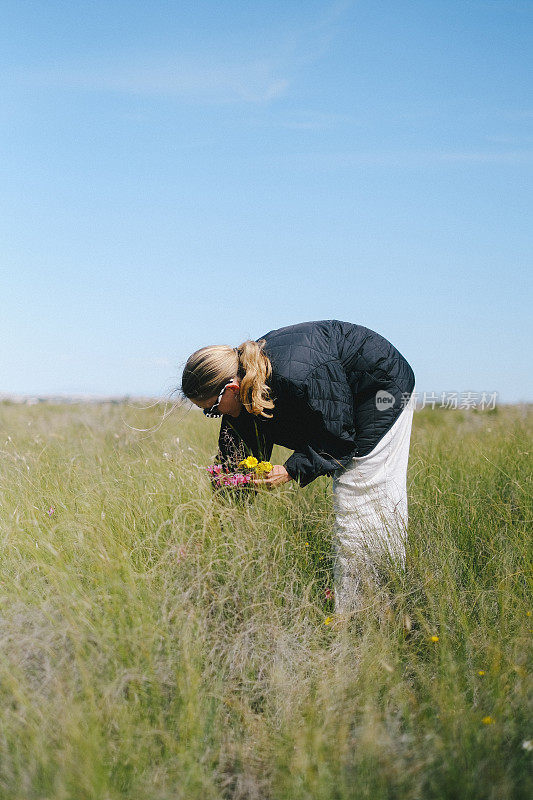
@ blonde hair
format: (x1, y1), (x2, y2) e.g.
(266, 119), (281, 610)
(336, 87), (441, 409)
(181, 339), (275, 418)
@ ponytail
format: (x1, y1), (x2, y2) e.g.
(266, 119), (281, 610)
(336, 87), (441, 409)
(236, 339), (275, 418)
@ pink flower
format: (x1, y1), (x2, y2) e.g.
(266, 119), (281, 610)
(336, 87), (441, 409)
(325, 588), (333, 600)
(210, 469), (254, 490)
(207, 464), (223, 476)
(235, 472), (254, 486)
(48, 506), (55, 516)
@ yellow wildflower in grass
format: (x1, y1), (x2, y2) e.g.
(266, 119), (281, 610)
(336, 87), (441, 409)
(255, 461), (273, 474)
(482, 716), (494, 725)
(324, 616), (333, 625)
(430, 635), (439, 642)
(478, 670), (485, 676)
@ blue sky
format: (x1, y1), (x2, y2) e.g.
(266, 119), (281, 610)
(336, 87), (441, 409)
(1, 0), (531, 401)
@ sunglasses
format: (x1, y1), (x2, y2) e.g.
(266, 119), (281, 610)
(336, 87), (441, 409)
(203, 382), (234, 418)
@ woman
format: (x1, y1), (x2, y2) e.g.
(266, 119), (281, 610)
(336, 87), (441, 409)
(181, 319), (416, 615)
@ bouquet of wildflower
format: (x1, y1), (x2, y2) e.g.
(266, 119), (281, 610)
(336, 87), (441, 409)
(207, 456), (273, 490)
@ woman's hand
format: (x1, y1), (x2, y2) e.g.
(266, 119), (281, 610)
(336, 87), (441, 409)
(253, 464), (292, 489)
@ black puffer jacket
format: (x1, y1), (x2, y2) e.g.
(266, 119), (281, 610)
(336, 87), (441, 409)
(217, 320), (415, 487)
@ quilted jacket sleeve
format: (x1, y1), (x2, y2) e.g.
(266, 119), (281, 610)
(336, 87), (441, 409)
(283, 361), (357, 487)
(284, 444), (352, 487)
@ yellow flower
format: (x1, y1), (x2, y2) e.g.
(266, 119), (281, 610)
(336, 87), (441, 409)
(255, 460), (273, 474)
(238, 456), (258, 469)
(482, 716), (494, 725)
(478, 670), (485, 676)
(304, 542), (309, 546)
(430, 635), (439, 642)
(324, 616), (333, 625)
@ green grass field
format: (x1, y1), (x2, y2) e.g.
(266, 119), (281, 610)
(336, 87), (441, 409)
(0, 401), (531, 799)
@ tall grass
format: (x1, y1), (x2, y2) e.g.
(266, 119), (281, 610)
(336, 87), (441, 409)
(0, 401), (531, 799)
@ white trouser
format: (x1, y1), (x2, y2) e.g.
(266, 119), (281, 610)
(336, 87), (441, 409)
(331, 390), (416, 614)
